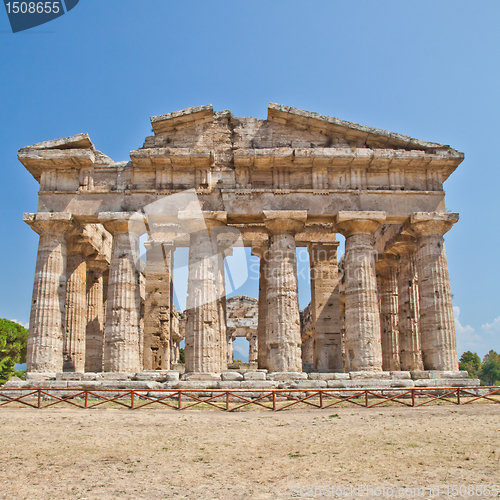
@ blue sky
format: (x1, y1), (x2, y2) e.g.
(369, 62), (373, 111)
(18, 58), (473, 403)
(1, 1), (499, 362)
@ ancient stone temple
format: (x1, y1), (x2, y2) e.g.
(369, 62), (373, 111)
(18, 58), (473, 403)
(19, 103), (463, 381)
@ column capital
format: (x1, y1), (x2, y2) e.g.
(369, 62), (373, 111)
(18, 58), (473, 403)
(262, 210), (307, 235)
(144, 239), (175, 251)
(177, 210), (227, 233)
(385, 234), (417, 256)
(308, 241), (340, 263)
(335, 211), (386, 237)
(375, 254), (398, 275)
(98, 212), (146, 235)
(251, 237), (269, 259)
(24, 212), (73, 235)
(86, 257), (109, 273)
(404, 212), (459, 237)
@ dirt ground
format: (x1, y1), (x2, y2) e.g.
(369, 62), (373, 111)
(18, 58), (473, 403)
(0, 404), (499, 500)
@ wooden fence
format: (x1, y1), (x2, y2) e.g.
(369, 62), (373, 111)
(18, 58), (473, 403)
(0, 386), (499, 411)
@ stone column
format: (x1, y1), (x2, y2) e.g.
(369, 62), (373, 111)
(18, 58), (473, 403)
(227, 332), (234, 364)
(387, 236), (423, 371)
(143, 240), (174, 371)
(309, 242), (342, 372)
(181, 211), (226, 376)
(24, 213), (73, 373)
(251, 242), (269, 370)
(405, 212), (459, 371)
(336, 211), (386, 372)
(99, 213), (144, 372)
(262, 210), (307, 372)
(301, 335), (314, 365)
(217, 243), (231, 372)
(375, 255), (401, 371)
(63, 244), (87, 372)
(85, 260), (107, 373)
(248, 333), (258, 363)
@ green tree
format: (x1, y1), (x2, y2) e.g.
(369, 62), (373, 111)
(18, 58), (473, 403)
(478, 350), (500, 386)
(0, 319), (28, 384)
(179, 347), (185, 364)
(459, 351), (482, 378)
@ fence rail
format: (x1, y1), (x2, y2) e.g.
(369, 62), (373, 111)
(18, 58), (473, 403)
(1, 386), (499, 411)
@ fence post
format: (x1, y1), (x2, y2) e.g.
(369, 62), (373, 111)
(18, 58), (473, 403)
(131, 391), (134, 409)
(411, 388), (415, 407)
(226, 392), (229, 411)
(178, 391), (182, 410)
(365, 390), (369, 407)
(38, 389), (41, 409)
(320, 390), (323, 409)
(273, 391), (276, 411)
(457, 388), (460, 405)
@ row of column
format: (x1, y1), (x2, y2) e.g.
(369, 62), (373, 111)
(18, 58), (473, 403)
(26, 210), (458, 374)
(337, 211), (459, 372)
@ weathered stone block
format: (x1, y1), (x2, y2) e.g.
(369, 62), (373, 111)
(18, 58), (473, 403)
(25, 372), (56, 381)
(309, 372), (349, 381)
(411, 371), (431, 379)
(390, 371), (411, 380)
(390, 380), (414, 388)
(433, 370), (468, 379)
(437, 378), (480, 387)
(165, 372), (180, 382)
(174, 381), (219, 390)
(291, 380), (327, 389)
(67, 381), (102, 388)
(344, 379), (392, 388)
(82, 373), (97, 381)
(217, 381), (242, 389)
(221, 371), (244, 381)
(326, 380), (349, 388)
(243, 372), (266, 381)
(350, 371), (391, 380)
(240, 380), (278, 389)
(56, 372), (84, 381)
(181, 373), (221, 382)
(2, 380), (30, 389)
(96, 372), (134, 381)
(267, 372), (308, 381)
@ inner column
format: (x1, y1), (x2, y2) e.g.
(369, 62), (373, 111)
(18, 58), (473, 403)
(336, 211), (386, 372)
(309, 241), (342, 372)
(181, 211), (226, 377)
(100, 213), (143, 373)
(263, 210), (306, 373)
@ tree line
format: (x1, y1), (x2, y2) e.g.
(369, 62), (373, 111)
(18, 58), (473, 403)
(459, 350), (500, 386)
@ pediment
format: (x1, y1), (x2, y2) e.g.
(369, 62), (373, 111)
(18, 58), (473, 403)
(143, 103), (458, 155)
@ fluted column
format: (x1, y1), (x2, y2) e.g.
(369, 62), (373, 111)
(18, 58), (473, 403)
(248, 333), (258, 362)
(63, 246), (87, 372)
(181, 211), (226, 375)
(405, 212), (459, 370)
(309, 242), (342, 372)
(336, 211), (386, 372)
(387, 236), (423, 371)
(375, 255), (400, 371)
(251, 242), (269, 369)
(143, 240), (174, 371)
(263, 210), (306, 372)
(217, 244), (231, 372)
(85, 260), (107, 373)
(301, 335), (314, 365)
(24, 213), (73, 373)
(100, 213), (143, 372)
(227, 332), (234, 364)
